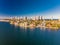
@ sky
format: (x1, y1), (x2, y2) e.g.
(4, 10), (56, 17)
(0, 0), (60, 17)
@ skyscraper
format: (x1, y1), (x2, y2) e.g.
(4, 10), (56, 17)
(38, 16), (40, 20)
(41, 16), (43, 20)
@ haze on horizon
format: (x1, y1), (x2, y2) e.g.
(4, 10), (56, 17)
(0, 0), (60, 18)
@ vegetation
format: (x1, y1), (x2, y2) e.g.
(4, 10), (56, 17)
(9, 18), (60, 30)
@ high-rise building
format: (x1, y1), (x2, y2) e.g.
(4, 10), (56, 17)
(35, 16), (36, 20)
(41, 16), (43, 20)
(38, 16), (40, 20)
(24, 16), (27, 20)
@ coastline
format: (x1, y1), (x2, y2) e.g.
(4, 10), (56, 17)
(9, 20), (59, 30)
(0, 17), (60, 30)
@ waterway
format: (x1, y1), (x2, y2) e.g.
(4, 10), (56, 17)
(0, 22), (60, 45)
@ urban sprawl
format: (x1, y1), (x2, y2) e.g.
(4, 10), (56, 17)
(1, 16), (60, 30)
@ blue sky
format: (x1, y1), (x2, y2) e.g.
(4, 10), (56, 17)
(0, 0), (60, 16)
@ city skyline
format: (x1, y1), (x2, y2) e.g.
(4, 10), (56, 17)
(0, 0), (60, 45)
(0, 16), (60, 19)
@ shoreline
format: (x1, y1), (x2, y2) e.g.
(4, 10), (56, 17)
(10, 21), (59, 30)
(0, 18), (60, 30)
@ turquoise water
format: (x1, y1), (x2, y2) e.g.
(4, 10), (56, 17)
(0, 22), (60, 45)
